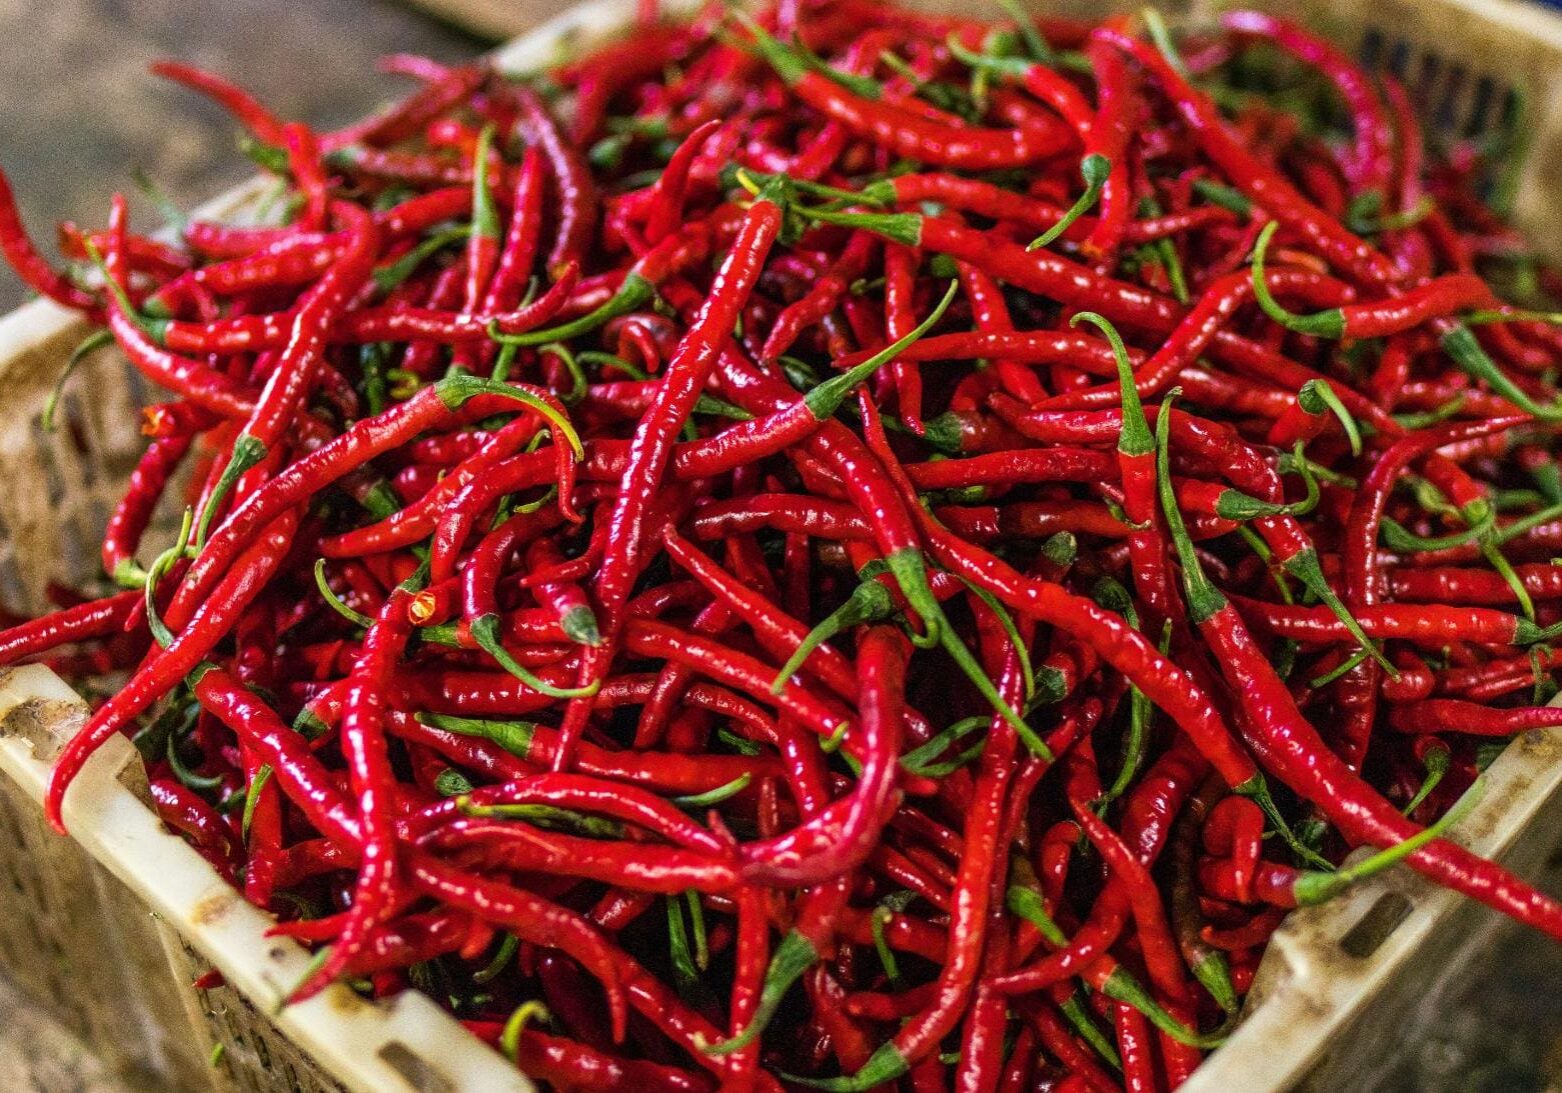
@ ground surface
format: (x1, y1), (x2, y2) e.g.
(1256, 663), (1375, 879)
(0, 0), (489, 312)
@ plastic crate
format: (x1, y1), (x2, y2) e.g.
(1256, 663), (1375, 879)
(1, 1), (1561, 1089)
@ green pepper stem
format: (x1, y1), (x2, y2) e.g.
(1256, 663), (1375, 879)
(994, 0), (1056, 62)
(1101, 965), (1228, 1048)
(418, 712), (538, 757)
(1029, 154), (1111, 251)
(793, 204), (924, 247)
(470, 614), (599, 698)
(672, 774), (752, 809)
(1295, 776), (1485, 904)
(489, 272), (654, 347)
(433, 375), (583, 457)
(314, 558), (372, 628)
(1153, 389), (1226, 624)
(783, 1041), (911, 1090)
(1283, 548), (1398, 677)
(959, 575), (1036, 703)
(900, 715), (987, 777)
(1142, 7), (1190, 77)
(1191, 948), (1240, 1015)
(1074, 310), (1150, 456)
(1402, 745), (1451, 817)
(1007, 883), (1068, 947)
(1237, 775), (1336, 871)
(558, 604), (603, 647)
(1250, 222), (1346, 338)
(806, 281), (958, 419)
(1441, 323), (1562, 420)
(771, 577), (894, 694)
(933, 603), (1053, 760)
(373, 226), (471, 293)
(499, 1000), (551, 1063)
(1297, 379), (1363, 457)
(705, 929), (817, 1055)
(81, 239), (170, 344)
(144, 506), (196, 648)
(729, 10), (810, 85)
(43, 329), (114, 433)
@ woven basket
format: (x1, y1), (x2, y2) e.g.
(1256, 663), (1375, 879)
(1, 1), (1561, 1089)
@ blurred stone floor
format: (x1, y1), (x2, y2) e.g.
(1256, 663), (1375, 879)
(4, 0), (1562, 1089)
(0, 0), (490, 312)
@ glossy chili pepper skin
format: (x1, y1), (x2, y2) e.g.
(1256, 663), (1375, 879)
(1100, 28), (1399, 287)
(46, 509), (300, 831)
(0, 591), (143, 667)
(517, 86), (598, 277)
(746, 23), (1074, 171)
(555, 177), (790, 767)
(1157, 407), (1562, 944)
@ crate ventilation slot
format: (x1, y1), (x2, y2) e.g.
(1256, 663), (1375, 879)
(1357, 25), (1522, 201)
(1339, 892), (1414, 959)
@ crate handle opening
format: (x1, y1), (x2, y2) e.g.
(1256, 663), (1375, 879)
(1339, 892), (1415, 959)
(377, 1039), (458, 1093)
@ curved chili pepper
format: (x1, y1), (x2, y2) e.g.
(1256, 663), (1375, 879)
(46, 510), (298, 832)
(289, 588), (414, 1002)
(743, 17), (1074, 170)
(1387, 699), (1562, 736)
(1099, 28), (1398, 286)
(0, 590), (142, 667)
(150, 60), (287, 144)
(195, 200), (380, 543)
(516, 86), (598, 277)
(1252, 223), (1489, 338)
(554, 176), (792, 769)
(1154, 393), (1562, 940)
(1221, 11), (1394, 196)
(738, 625), (908, 886)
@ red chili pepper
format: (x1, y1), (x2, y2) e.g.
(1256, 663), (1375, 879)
(151, 60), (286, 143)
(745, 19), (1074, 170)
(195, 200), (381, 541)
(171, 376), (556, 618)
(644, 119), (722, 246)
(1154, 395), (1562, 941)
(46, 509), (299, 832)
(1388, 699), (1562, 736)
(482, 145), (546, 314)
(327, 64), (485, 152)
(761, 230), (877, 362)
(150, 779), (240, 877)
(288, 588), (414, 1002)
(554, 177), (791, 769)
(1253, 224), (1491, 338)
(0, 590), (142, 667)
(102, 433), (194, 585)
(512, 1028), (714, 1092)
(1221, 12), (1394, 197)
(516, 86), (599, 278)
(738, 625), (907, 886)
(424, 819), (739, 893)
(18, 10), (1562, 1084)
(1100, 28), (1398, 286)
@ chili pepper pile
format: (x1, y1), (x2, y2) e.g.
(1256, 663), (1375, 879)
(7, 2), (1562, 1088)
